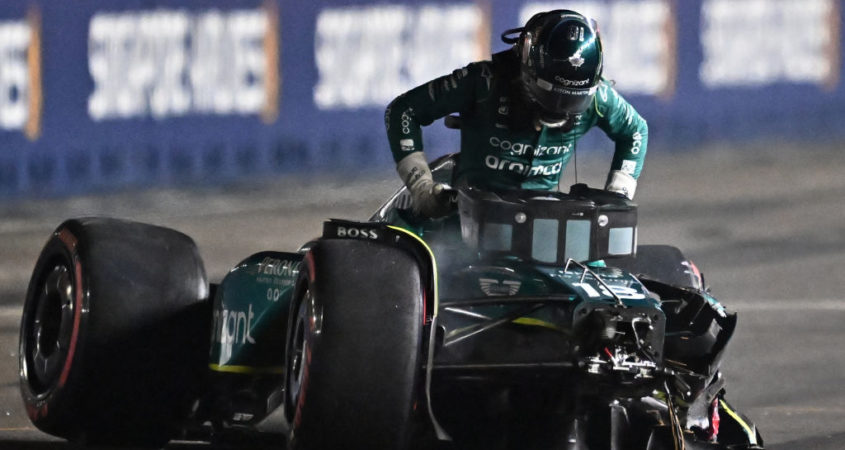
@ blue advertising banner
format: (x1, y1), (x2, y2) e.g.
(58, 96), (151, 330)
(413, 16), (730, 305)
(1, 0), (843, 198)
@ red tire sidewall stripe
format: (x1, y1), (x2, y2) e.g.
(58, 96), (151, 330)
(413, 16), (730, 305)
(56, 228), (83, 390)
(292, 344), (311, 430)
(304, 251), (316, 283)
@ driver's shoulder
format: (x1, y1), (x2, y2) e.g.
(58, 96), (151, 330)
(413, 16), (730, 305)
(593, 79), (636, 121)
(594, 79), (620, 106)
(463, 50), (518, 93)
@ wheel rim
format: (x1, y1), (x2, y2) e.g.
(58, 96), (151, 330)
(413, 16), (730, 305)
(287, 289), (311, 405)
(23, 264), (76, 396)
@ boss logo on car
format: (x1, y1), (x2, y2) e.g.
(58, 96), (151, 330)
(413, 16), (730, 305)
(337, 226), (379, 240)
(323, 220), (387, 242)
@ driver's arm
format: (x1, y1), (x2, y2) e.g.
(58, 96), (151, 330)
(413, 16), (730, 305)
(385, 63), (483, 161)
(384, 62), (486, 216)
(593, 81), (648, 199)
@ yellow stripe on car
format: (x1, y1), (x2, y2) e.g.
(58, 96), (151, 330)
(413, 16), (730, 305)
(720, 399), (758, 445)
(209, 364), (285, 375)
(512, 317), (564, 332)
(388, 226), (439, 315)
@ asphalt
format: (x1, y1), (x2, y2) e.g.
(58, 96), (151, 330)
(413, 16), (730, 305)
(0, 141), (843, 449)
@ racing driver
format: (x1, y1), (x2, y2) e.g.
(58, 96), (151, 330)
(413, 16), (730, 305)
(385, 9), (647, 217)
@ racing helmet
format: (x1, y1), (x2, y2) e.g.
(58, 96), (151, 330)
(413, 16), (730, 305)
(503, 10), (603, 128)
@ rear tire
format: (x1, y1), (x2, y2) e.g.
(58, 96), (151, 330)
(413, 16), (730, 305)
(19, 218), (210, 447)
(284, 239), (425, 450)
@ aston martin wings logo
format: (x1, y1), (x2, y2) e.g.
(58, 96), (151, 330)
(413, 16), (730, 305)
(479, 278), (521, 296)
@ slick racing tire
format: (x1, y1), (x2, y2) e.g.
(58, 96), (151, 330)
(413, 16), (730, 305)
(19, 218), (210, 447)
(284, 238), (425, 450)
(611, 245), (703, 291)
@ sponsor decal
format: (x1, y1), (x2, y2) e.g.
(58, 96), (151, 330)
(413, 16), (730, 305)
(484, 154), (563, 177)
(87, 7), (278, 121)
(554, 85), (596, 96)
(314, 4), (486, 109)
(488, 136), (571, 156)
(255, 257), (300, 288)
(400, 108), (413, 134)
(257, 257), (300, 277)
(630, 131), (644, 155)
(213, 304), (257, 345)
(479, 278), (521, 296)
(336, 226), (379, 240)
(554, 75), (590, 87)
(400, 138), (415, 152)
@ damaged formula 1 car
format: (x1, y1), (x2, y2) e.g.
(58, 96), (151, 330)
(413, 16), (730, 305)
(19, 154), (763, 449)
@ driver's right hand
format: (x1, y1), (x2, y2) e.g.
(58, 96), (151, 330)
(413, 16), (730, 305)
(411, 180), (453, 218)
(396, 152), (453, 218)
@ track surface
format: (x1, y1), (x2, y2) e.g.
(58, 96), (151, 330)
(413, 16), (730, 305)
(1, 143), (844, 449)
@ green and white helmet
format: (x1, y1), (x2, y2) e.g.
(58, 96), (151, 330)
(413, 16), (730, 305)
(505, 10), (604, 128)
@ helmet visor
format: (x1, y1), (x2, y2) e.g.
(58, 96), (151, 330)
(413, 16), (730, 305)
(523, 74), (597, 117)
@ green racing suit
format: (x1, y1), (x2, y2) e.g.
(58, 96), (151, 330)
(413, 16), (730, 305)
(385, 50), (648, 192)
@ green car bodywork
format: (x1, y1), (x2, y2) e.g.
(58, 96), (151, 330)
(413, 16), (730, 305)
(208, 231), (663, 379)
(208, 179), (660, 380)
(210, 251), (302, 375)
(199, 154), (759, 449)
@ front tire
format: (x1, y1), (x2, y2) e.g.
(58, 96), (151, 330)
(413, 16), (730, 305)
(284, 239), (425, 450)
